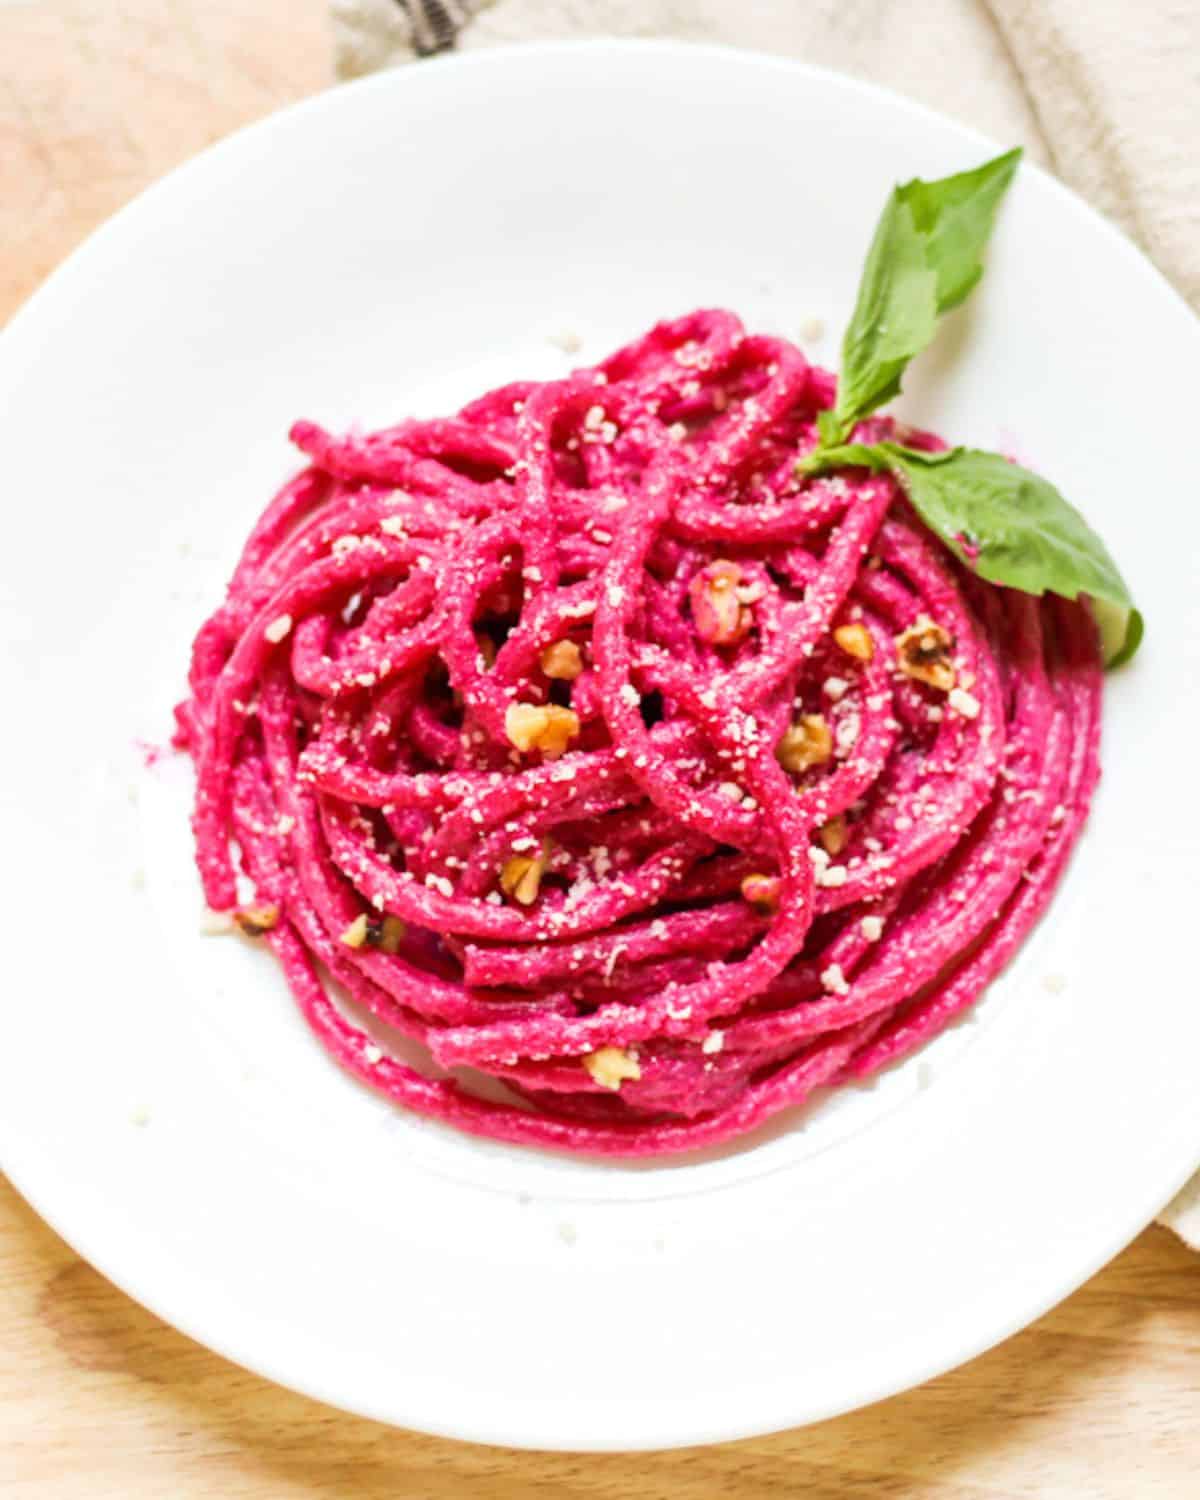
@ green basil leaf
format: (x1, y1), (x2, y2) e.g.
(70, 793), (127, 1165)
(830, 149), (1021, 442)
(798, 440), (1141, 664)
(896, 147), (1023, 314)
(882, 444), (1141, 665)
(1092, 599), (1144, 669)
(831, 191), (938, 442)
(816, 409), (844, 449)
(798, 441), (891, 476)
(804, 146), (1139, 667)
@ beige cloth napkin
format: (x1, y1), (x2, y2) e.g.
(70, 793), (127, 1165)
(330, 0), (1200, 1247)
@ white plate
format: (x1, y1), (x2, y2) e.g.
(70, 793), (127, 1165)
(1, 41), (1198, 1451)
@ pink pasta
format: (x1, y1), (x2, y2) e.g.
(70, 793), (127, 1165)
(176, 311), (1102, 1155)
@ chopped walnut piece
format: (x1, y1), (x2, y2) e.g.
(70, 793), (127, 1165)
(776, 713), (833, 773)
(583, 1046), (642, 1090)
(500, 840), (550, 906)
(340, 913), (369, 948)
(833, 622), (874, 661)
(366, 914), (406, 953)
(895, 616), (956, 691)
(539, 639), (583, 680)
(689, 559), (755, 646)
(740, 873), (781, 914)
(504, 702), (580, 757)
(233, 904), (279, 937)
(818, 815), (849, 856)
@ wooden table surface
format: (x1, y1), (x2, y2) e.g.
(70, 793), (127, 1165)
(2, 4), (1198, 1494)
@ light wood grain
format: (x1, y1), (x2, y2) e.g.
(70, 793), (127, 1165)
(3, 4), (1199, 1493)
(0, 0), (331, 322)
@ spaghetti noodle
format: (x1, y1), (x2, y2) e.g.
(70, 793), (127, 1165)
(177, 311), (1102, 1155)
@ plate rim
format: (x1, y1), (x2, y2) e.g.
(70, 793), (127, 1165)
(4, 38), (1198, 356)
